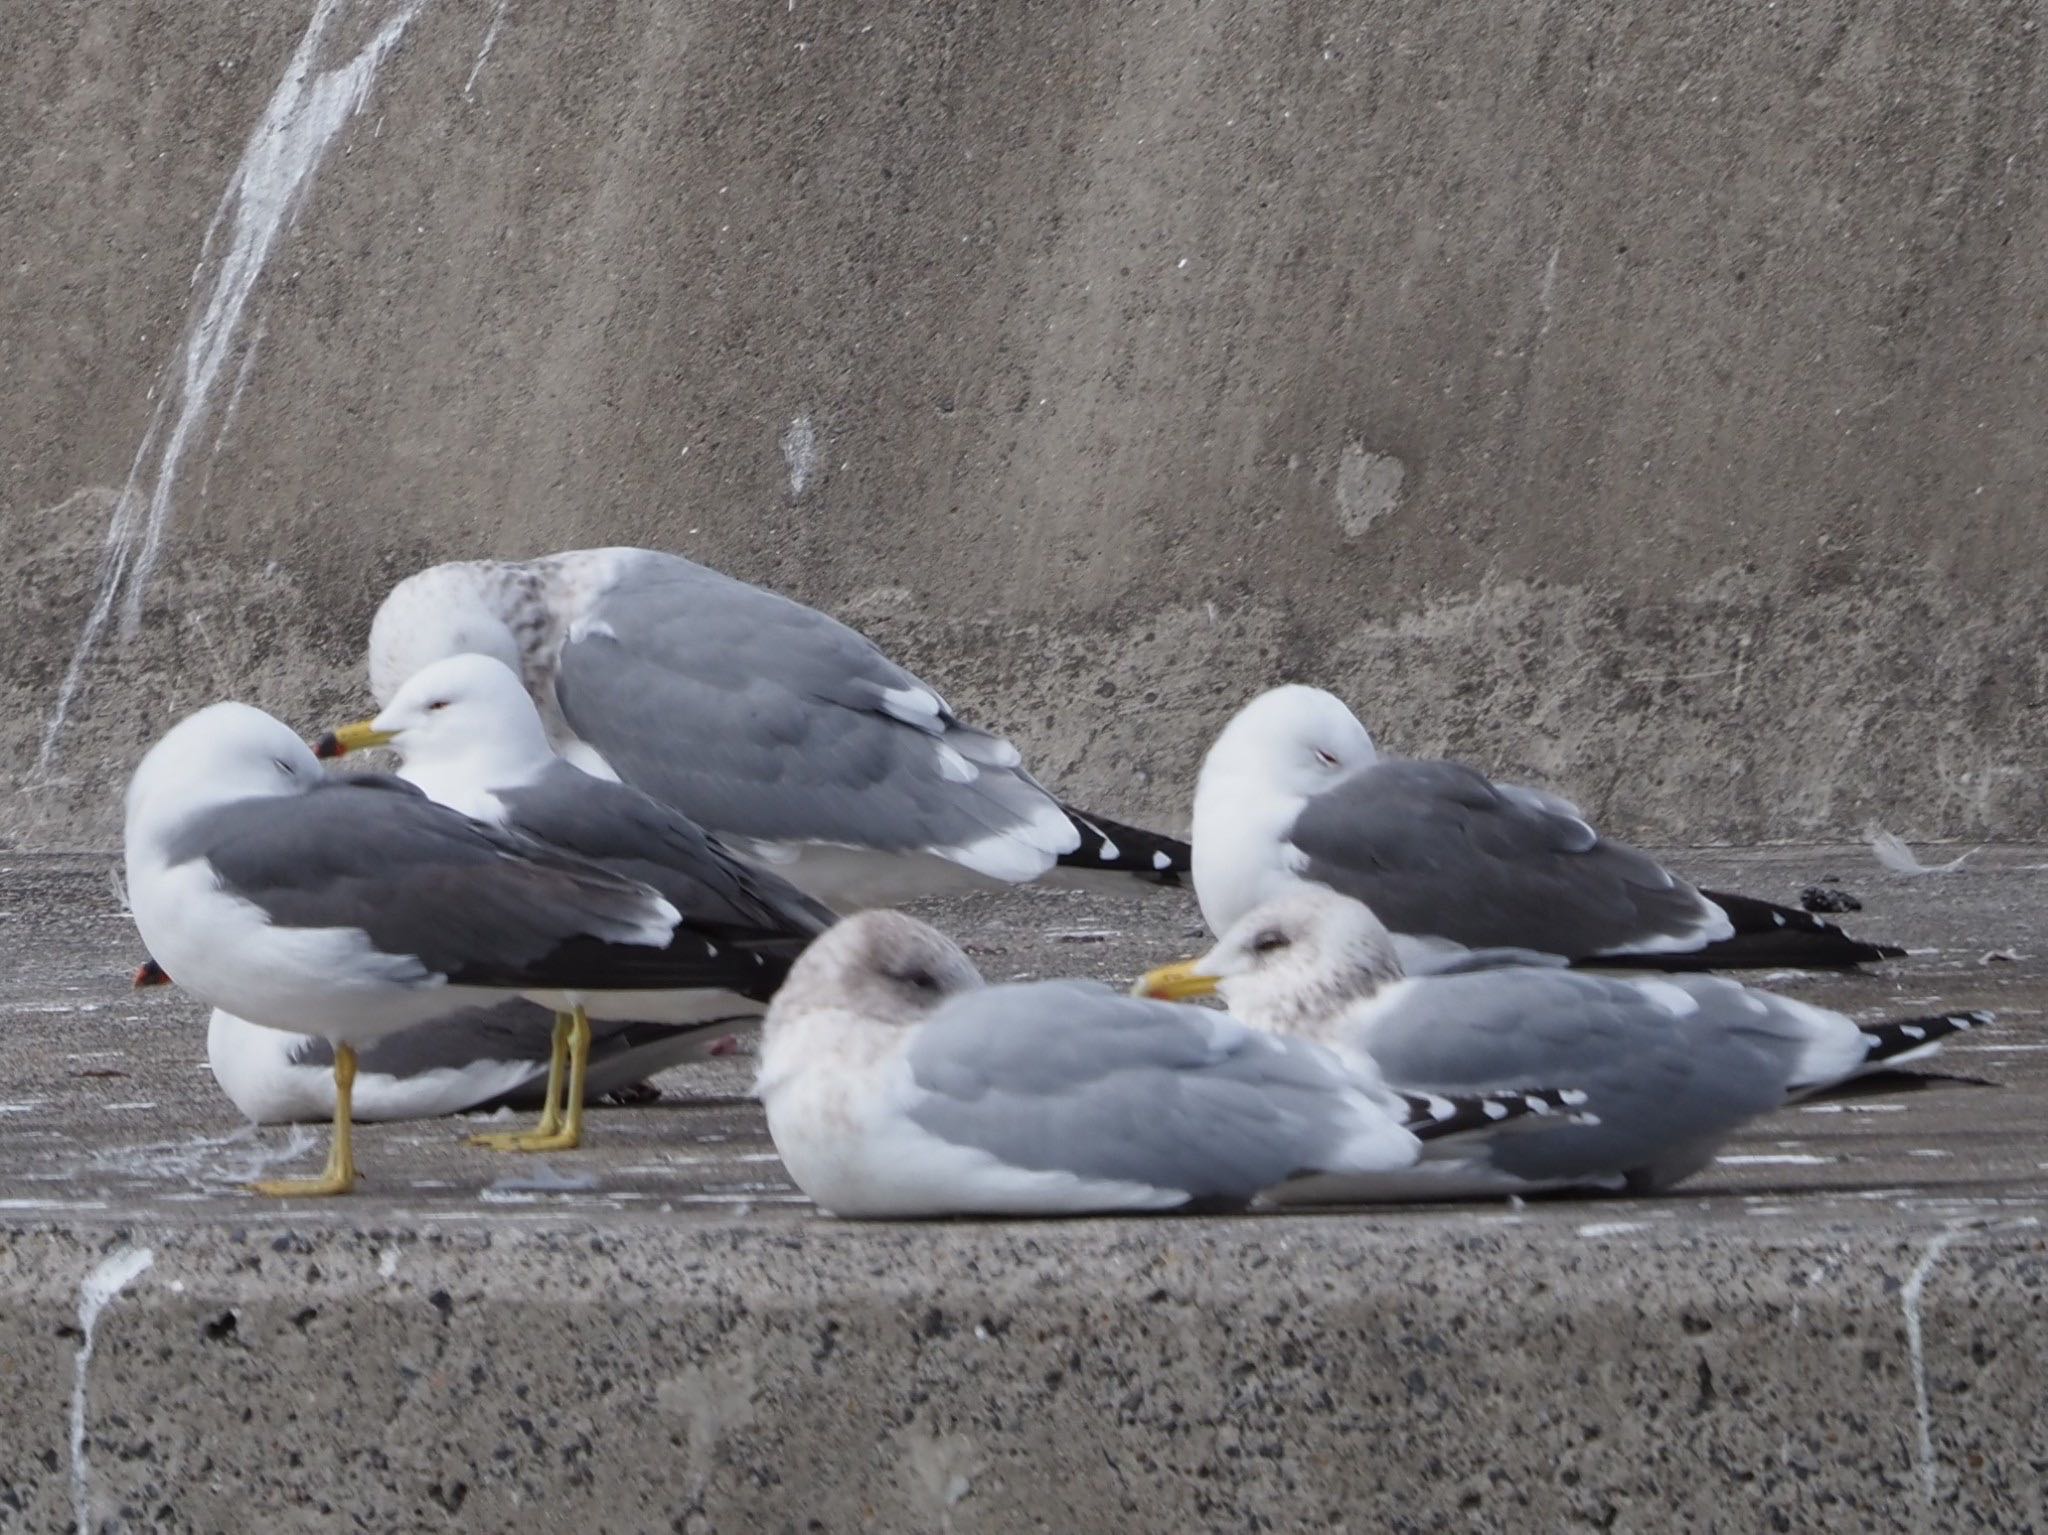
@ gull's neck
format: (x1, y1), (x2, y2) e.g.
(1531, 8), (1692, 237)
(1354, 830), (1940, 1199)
(1190, 766), (1309, 933)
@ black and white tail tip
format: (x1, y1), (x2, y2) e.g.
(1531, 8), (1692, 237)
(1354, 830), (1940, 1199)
(1858, 1010), (1991, 1067)
(1056, 803), (1191, 884)
(1402, 1087), (1595, 1142)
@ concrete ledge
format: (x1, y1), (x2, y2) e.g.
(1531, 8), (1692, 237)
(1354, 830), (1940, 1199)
(5, 1213), (2045, 1532)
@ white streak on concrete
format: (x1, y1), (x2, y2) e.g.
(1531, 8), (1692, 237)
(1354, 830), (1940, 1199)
(36, 0), (421, 777)
(1902, 1223), (1970, 1508)
(1576, 1220), (1648, 1238)
(782, 413), (819, 497)
(1717, 1153), (1834, 1166)
(463, 0), (510, 97)
(71, 1247), (155, 1535)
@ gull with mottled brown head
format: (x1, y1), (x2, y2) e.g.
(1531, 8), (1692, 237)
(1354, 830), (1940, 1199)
(1140, 886), (1987, 1198)
(754, 910), (1588, 1219)
(365, 548), (1191, 909)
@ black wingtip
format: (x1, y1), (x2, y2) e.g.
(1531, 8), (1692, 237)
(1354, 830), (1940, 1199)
(1054, 803), (1190, 885)
(1580, 888), (1906, 972)
(1403, 1086), (1594, 1142)
(1856, 1009), (1992, 1067)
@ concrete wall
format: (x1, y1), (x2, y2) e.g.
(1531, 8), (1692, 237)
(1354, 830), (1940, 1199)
(6, 0), (2044, 849)
(6, 1216), (2043, 1532)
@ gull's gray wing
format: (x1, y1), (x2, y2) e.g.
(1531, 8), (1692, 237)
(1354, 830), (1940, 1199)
(552, 553), (1079, 879)
(164, 775), (770, 996)
(1288, 758), (1724, 960)
(904, 980), (1408, 1201)
(291, 1003), (723, 1107)
(494, 761), (835, 939)
(1352, 969), (1843, 1187)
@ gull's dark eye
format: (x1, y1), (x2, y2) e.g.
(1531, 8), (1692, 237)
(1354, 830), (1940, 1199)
(1250, 930), (1291, 955)
(427, 700), (450, 712)
(895, 967), (940, 992)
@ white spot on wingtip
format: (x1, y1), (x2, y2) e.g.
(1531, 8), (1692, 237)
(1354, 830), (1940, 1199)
(1096, 837), (1120, 861)
(1151, 851), (1172, 871)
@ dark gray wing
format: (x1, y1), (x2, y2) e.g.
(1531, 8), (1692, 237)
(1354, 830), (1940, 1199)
(1358, 969), (1821, 1184)
(904, 980), (1402, 1200)
(1289, 758), (1724, 959)
(291, 1001), (725, 1107)
(166, 775), (774, 996)
(552, 553), (1078, 873)
(496, 761), (835, 939)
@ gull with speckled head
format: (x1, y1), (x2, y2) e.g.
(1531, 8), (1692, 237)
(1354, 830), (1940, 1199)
(753, 910), (1590, 1219)
(124, 701), (770, 1196)
(1187, 685), (1904, 969)
(363, 547), (1189, 910)
(312, 652), (833, 1151)
(1139, 886), (1986, 1198)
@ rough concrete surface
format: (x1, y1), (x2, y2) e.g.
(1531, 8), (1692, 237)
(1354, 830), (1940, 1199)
(6, 1), (2047, 849)
(3, 847), (2045, 1530)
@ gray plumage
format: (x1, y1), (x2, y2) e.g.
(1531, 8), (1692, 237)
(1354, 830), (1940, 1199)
(553, 552), (1070, 863)
(902, 980), (1393, 1203)
(495, 760), (836, 943)
(1291, 759), (1718, 959)
(1342, 969), (1846, 1190)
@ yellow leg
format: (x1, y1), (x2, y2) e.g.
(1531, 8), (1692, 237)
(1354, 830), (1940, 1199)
(468, 1008), (590, 1152)
(251, 1043), (360, 1197)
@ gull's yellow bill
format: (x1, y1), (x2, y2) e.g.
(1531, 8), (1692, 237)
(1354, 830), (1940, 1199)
(312, 720), (393, 760)
(1131, 960), (1221, 1002)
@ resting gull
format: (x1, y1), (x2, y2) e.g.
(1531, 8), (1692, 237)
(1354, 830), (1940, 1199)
(133, 960), (733, 1121)
(1139, 886), (1986, 1197)
(124, 701), (798, 1195)
(363, 547), (1189, 909)
(1190, 686), (1904, 968)
(312, 652), (830, 1151)
(754, 909), (1587, 1218)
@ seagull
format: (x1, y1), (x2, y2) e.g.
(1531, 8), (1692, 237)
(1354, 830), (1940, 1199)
(134, 960), (732, 1121)
(204, 1003), (735, 1125)
(313, 652), (831, 1152)
(754, 909), (1588, 1218)
(1138, 886), (1987, 1197)
(362, 547), (1189, 909)
(124, 701), (801, 1195)
(1189, 685), (1903, 968)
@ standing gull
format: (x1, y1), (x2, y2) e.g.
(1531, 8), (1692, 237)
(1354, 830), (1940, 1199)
(363, 547), (1189, 909)
(314, 652), (831, 1150)
(1189, 686), (1903, 968)
(124, 701), (795, 1195)
(1139, 887), (1986, 1197)
(754, 910), (1587, 1219)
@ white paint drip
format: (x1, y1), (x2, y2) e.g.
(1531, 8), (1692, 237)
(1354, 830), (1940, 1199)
(782, 413), (819, 496)
(35, 0), (422, 778)
(1901, 1224), (1971, 1507)
(463, 0), (510, 97)
(71, 1247), (155, 1535)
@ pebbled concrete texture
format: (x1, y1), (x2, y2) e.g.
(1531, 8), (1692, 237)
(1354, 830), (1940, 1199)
(6, 0), (2047, 848)
(3, 847), (2046, 1529)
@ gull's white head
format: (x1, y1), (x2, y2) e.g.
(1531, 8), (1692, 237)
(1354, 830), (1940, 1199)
(368, 561), (537, 706)
(124, 702), (322, 853)
(1145, 887), (1405, 1043)
(1189, 686), (1378, 933)
(1199, 685), (1378, 799)
(359, 654), (555, 778)
(765, 910), (986, 1036)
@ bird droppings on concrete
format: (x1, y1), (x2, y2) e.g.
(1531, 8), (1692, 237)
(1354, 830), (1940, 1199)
(1333, 443), (1406, 538)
